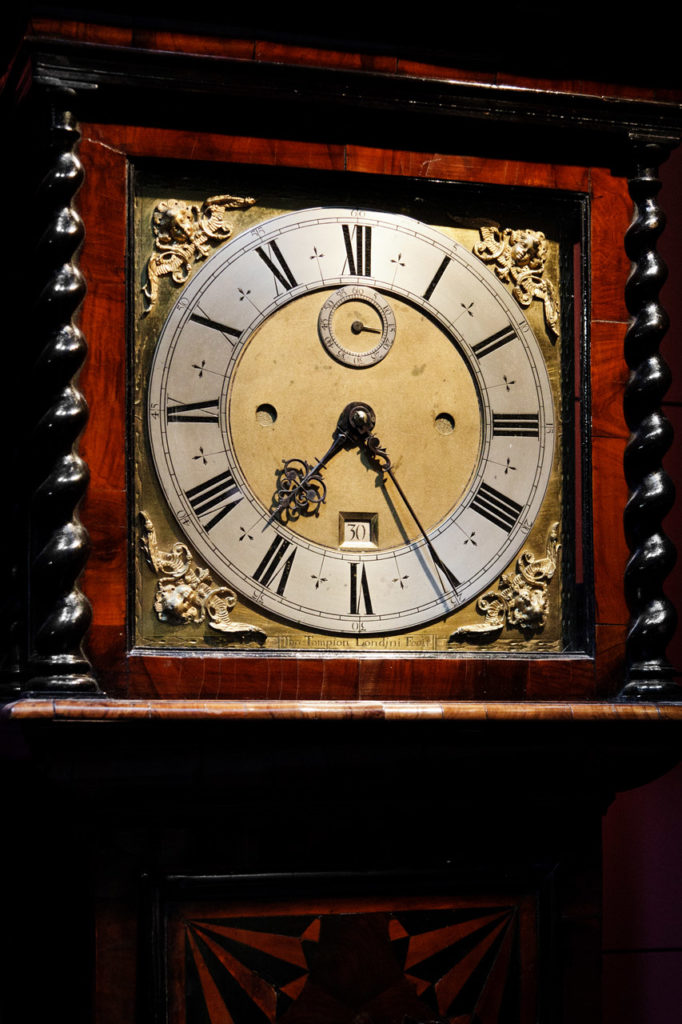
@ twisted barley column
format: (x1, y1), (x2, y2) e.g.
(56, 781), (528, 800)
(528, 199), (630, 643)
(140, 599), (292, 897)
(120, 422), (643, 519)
(619, 138), (678, 699)
(27, 92), (99, 693)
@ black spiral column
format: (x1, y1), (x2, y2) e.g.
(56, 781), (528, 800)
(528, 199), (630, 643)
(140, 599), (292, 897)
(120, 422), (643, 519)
(26, 90), (100, 694)
(619, 137), (679, 700)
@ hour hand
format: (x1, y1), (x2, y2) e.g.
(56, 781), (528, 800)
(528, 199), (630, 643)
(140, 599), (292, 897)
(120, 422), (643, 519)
(271, 402), (375, 521)
(273, 456), (332, 521)
(272, 424), (349, 521)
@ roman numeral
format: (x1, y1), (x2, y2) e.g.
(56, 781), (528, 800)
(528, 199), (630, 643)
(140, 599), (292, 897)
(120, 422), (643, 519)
(189, 313), (241, 339)
(492, 413), (540, 437)
(423, 256), (450, 301)
(256, 241), (298, 292)
(185, 469), (243, 532)
(342, 224), (372, 276)
(167, 399), (219, 424)
(470, 482), (523, 533)
(253, 536), (297, 595)
(472, 325), (516, 359)
(349, 562), (374, 615)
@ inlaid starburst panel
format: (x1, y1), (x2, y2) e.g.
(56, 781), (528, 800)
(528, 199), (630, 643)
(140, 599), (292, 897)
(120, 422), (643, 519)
(166, 894), (536, 1024)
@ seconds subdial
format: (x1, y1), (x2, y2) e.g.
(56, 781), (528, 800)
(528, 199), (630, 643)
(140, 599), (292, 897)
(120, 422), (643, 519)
(318, 285), (397, 367)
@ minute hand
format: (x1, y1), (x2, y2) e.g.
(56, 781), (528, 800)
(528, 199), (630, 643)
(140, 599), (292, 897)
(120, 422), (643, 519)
(363, 431), (460, 593)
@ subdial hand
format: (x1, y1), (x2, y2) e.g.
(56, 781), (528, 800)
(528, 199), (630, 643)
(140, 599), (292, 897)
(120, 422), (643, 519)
(350, 320), (382, 336)
(348, 403), (460, 594)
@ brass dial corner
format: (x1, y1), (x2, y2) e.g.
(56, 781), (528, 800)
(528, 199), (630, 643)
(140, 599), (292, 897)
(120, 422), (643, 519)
(142, 194), (256, 313)
(139, 511), (266, 644)
(474, 226), (559, 338)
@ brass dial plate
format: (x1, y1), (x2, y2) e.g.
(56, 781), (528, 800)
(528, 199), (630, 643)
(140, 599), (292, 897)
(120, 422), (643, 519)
(135, 189), (565, 652)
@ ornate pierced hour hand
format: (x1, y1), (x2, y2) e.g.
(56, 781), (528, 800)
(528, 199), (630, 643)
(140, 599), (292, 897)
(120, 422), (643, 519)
(272, 402), (388, 521)
(273, 458), (329, 520)
(272, 404), (359, 520)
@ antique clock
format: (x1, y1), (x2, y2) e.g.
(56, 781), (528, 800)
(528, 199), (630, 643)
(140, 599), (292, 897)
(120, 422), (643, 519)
(4, 18), (682, 1024)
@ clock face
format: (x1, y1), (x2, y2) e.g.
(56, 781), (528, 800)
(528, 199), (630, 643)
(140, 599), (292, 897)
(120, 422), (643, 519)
(146, 208), (555, 637)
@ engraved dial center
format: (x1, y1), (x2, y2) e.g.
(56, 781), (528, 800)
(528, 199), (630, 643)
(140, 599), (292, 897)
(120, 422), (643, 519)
(228, 288), (481, 551)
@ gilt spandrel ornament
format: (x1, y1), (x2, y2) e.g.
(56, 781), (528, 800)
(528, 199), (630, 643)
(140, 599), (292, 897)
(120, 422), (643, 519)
(142, 194), (255, 313)
(474, 226), (559, 338)
(139, 512), (266, 643)
(449, 524), (560, 641)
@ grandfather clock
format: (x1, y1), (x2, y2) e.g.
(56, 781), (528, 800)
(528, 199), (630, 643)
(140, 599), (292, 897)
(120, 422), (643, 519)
(2, 16), (681, 1024)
